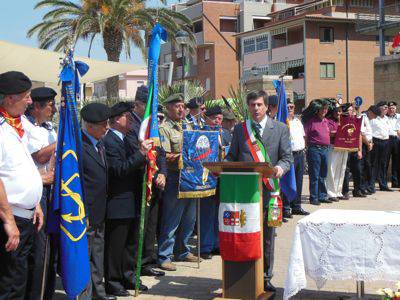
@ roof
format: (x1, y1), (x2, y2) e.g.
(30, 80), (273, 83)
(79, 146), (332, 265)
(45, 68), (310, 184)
(0, 40), (143, 84)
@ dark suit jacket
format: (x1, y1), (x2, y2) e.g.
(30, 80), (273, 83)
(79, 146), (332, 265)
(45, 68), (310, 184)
(226, 116), (293, 174)
(81, 132), (108, 226)
(103, 130), (145, 219)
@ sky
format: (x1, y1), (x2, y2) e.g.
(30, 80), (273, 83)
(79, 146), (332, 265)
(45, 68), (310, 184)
(0, 0), (175, 66)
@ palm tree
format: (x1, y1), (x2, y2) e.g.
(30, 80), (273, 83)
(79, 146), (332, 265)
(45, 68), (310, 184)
(158, 80), (206, 105)
(28, 0), (193, 98)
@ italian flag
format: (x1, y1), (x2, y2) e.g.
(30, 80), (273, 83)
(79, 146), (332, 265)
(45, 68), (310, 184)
(219, 173), (262, 262)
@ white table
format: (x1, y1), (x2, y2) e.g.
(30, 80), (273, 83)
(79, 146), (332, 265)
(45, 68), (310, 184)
(284, 209), (400, 299)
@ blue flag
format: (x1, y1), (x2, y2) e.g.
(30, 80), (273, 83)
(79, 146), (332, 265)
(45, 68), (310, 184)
(274, 79), (297, 201)
(49, 50), (90, 298)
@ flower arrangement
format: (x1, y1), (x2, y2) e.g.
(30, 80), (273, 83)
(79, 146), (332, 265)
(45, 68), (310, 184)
(377, 282), (400, 300)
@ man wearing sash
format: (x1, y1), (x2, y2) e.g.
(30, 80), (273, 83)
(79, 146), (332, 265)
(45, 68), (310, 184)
(226, 90), (292, 293)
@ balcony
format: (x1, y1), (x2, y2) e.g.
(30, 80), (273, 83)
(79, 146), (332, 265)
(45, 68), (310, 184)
(270, 42), (304, 64)
(356, 3), (400, 36)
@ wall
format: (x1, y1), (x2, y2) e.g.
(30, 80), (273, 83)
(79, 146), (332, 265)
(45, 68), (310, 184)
(374, 54), (400, 102)
(305, 20), (378, 108)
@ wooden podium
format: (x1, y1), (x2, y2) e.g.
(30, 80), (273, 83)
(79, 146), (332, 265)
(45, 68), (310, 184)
(203, 162), (275, 300)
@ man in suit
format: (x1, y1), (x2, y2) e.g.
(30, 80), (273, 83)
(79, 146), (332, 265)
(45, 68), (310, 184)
(80, 103), (115, 300)
(103, 102), (152, 297)
(226, 90), (293, 293)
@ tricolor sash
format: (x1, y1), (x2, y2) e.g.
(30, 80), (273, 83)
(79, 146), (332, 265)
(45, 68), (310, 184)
(242, 120), (282, 227)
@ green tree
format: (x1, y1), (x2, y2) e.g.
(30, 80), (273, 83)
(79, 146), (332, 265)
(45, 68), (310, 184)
(28, 0), (193, 98)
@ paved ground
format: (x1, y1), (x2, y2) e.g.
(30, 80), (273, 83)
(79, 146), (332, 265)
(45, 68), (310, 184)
(54, 176), (400, 299)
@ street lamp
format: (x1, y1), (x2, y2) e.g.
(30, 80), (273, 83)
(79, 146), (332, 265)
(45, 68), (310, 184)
(250, 65), (259, 77)
(175, 30), (190, 100)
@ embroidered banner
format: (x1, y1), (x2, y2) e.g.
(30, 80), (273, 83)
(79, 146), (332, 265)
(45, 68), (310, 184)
(334, 116), (362, 151)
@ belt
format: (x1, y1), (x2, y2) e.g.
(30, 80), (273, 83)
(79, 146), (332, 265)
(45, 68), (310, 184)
(292, 149), (304, 154)
(308, 144), (329, 149)
(12, 206), (35, 219)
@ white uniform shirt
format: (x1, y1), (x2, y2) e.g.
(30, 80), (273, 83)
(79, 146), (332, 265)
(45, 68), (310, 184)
(370, 115), (390, 140)
(360, 114), (373, 142)
(0, 116), (43, 210)
(387, 113), (400, 137)
(288, 117), (305, 151)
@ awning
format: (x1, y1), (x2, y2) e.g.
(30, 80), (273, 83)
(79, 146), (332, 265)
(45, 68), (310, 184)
(0, 40), (143, 84)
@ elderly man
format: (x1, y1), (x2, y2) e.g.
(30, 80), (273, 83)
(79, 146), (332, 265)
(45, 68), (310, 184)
(158, 94), (200, 271)
(185, 97), (205, 127)
(0, 71), (44, 299)
(226, 90), (293, 293)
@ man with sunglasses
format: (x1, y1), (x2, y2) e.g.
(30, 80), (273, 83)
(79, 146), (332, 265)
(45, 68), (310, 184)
(185, 97), (205, 127)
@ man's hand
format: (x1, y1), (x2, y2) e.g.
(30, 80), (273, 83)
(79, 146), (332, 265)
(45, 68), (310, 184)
(33, 204), (44, 232)
(139, 140), (153, 156)
(273, 166), (284, 179)
(166, 153), (180, 162)
(3, 219), (19, 252)
(368, 142), (373, 152)
(40, 169), (54, 185)
(357, 150), (362, 160)
(155, 174), (166, 190)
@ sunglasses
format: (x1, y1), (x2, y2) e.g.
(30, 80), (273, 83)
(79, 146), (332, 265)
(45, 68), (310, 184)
(287, 105), (294, 109)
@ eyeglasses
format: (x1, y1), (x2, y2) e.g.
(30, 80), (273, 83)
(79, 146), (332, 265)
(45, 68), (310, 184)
(287, 105), (294, 109)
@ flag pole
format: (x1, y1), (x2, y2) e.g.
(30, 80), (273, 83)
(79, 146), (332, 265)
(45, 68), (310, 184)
(135, 171), (148, 297)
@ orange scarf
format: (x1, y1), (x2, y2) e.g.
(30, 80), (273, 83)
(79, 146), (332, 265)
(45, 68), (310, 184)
(0, 107), (24, 138)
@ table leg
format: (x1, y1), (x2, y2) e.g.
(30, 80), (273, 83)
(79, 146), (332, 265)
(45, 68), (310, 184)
(356, 281), (365, 299)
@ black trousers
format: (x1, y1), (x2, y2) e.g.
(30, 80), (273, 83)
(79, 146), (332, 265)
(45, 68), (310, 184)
(371, 138), (390, 190)
(0, 216), (34, 300)
(263, 188), (276, 280)
(104, 218), (136, 292)
(387, 136), (400, 187)
(88, 222), (107, 298)
(343, 152), (362, 195)
(360, 144), (373, 192)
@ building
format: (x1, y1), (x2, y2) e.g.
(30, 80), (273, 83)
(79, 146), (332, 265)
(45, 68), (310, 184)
(93, 68), (147, 100)
(238, 0), (394, 109)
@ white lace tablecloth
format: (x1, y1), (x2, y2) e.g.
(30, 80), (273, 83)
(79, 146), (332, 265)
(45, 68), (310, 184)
(283, 209), (400, 299)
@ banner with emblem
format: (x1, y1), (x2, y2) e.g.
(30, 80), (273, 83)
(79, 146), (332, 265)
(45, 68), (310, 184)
(219, 173), (261, 262)
(178, 129), (219, 198)
(334, 115), (362, 151)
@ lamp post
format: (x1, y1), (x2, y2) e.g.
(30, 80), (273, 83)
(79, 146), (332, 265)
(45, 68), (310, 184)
(175, 30), (190, 100)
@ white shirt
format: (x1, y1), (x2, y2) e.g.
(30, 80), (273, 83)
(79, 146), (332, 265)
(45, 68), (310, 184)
(387, 113), (400, 137)
(0, 116), (43, 210)
(288, 117), (305, 151)
(370, 115), (390, 140)
(360, 114), (373, 142)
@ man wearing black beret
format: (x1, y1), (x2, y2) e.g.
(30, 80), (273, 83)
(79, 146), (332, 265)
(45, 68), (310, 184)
(103, 102), (152, 296)
(386, 101), (400, 188)
(0, 71), (45, 299)
(78, 103), (115, 300)
(185, 96), (205, 127)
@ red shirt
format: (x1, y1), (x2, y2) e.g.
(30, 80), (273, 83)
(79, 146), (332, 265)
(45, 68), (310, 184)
(304, 116), (331, 146)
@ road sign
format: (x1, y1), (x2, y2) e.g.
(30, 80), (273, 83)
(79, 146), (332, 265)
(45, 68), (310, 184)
(355, 96), (363, 107)
(337, 93), (343, 104)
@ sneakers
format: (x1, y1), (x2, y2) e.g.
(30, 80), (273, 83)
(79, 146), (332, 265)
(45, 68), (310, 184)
(159, 261), (177, 271)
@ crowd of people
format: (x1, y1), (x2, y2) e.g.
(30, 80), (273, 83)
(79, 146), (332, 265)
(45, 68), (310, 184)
(0, 70), (399, 299)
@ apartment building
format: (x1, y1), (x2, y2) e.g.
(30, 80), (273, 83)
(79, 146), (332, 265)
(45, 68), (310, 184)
(238, 0), (399, 108)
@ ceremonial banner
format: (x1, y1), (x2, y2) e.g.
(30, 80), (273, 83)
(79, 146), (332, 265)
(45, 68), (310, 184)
(49, 50), (90, 297)
(333, 115), (362, 151)
(178, 129), (219, 198)
(219, 173), (261, 262)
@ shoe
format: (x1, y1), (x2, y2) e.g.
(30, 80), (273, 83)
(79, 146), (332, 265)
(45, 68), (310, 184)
(141, 266), (165, 277)
(106, 288), (130, 297)
(310, 201), (320, 206)
(123, 281), (148, 291)
(381, 187), (393, 192)
(180, 253), (202, 263)
(319, 199), (332, 203)
(291, 208), (310, 215)
(200, 253), (213, 260)
(94, 295), (117, 300)
(339, 194), (350, 200)
(283, 211), (293, 218)
(353, 191), (367, 198)
(264, 280), (276, 292)
(328, 197), (339, 202)
(159, 261), (177, 271)
(211, 248), (220, 255)
(360, 190), (371, 195)
(282, 218), (288, 223)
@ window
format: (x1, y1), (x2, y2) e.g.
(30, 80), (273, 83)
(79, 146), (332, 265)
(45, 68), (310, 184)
(193, 20), (203, 33)
(349, 0), (373, 8)
(243, 38), (256, 54)
(220, 18), (237, 33)
(205, 78), (211, 91)
(256, 34), (268, 51)
(319, 27), (334, 43)
(164, 53), (171, 63)
(205, 49), (210, 61)
(320, 63), (335, 79)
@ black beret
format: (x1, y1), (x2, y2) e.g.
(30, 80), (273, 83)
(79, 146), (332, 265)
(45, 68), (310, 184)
(205, 106), (222, 117)
(186, 97), (204, 109)
(388, 101), (397, 107)
(165, 93), (184, 104)
(268, 95), (278, 106)
(368, 105), (381, 116)
(340, 103), (352, 113)
(376, 101), (387, 107)
(31, 87), (57, 102)
(0, 71), (32, 95)
(135, 85), (148, 103)
(110, 102), (131, 118)
(81, 103), (110, 123)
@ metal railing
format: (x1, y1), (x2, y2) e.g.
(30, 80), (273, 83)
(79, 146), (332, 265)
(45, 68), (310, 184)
(356, 3), (400, 33)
